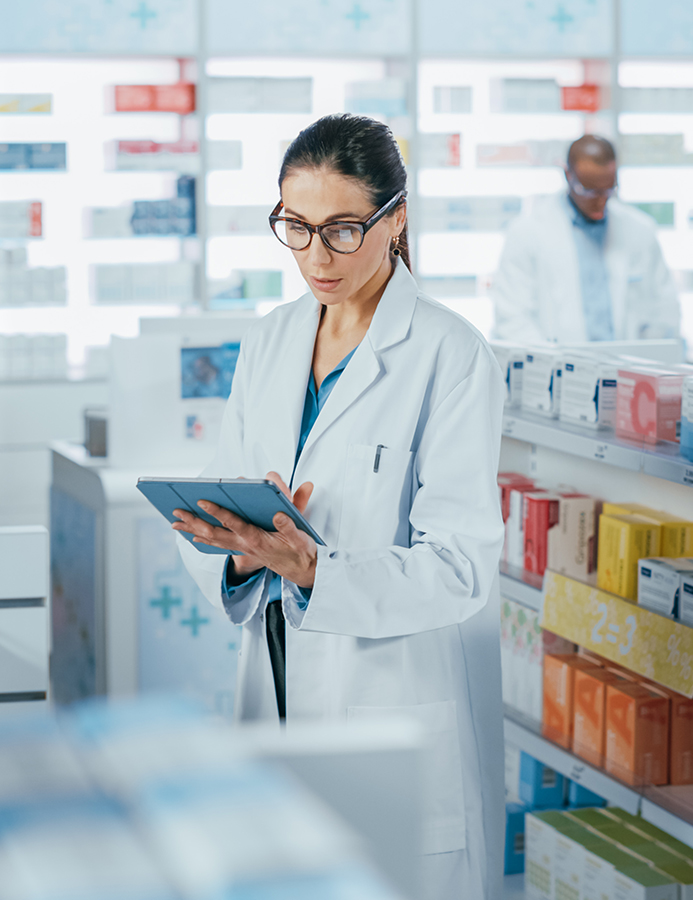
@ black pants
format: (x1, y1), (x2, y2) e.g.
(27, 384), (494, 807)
(265, 600), (286, 720)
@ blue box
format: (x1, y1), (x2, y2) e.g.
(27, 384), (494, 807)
(28, 143), (67, 170)
(0, 143), (30, 169)
(504, 802), (528, 874)
(567, 781), (606, 808)
(519, 752), (565, 809)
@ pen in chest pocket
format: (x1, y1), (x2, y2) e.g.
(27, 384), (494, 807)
(373, 444), (386, 473)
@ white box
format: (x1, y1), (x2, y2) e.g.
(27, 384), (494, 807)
(0, 526), (48, 600)
(525, 812), (555, 900)
(0, 606), (49, 693)
(560, 355), (618, 429)
(638, 558), (693, 619)
(522, 349), (563, 418)
(491, 340), (524, 408)
(90, 206), (134, 238)
(547, 494), (598, 580)
(677, 570), (693, 626)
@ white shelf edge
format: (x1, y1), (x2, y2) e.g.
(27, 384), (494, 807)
(503, 715), (641, 814)
(502, 410), (693, 487)
(499, 572), (543, 613)
(641, 798), (693, 850)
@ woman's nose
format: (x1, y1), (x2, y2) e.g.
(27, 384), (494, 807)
(308, 233), (333, 265)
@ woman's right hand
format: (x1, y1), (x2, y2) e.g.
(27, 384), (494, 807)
(172, 471), (314, 583)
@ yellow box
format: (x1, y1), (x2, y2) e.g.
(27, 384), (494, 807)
(603, 502), (693, 558)
(597, 514), (661, 601)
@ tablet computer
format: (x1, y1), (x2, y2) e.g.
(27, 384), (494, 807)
(137, 477), (325, 556)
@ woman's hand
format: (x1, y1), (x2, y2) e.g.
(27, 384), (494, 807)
(172, 472), (316, 588)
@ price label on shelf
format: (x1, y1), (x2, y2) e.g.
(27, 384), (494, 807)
(541, 571), (693, 697)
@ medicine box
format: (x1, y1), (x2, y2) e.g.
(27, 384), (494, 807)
(603, 502), (693, 558)
(606, 807), (693, 863)
(597, 514), (661, 601)
(605, 682), (669, 786)
(638, 558), (693, 618)
(491, 341), (524, 408)
(616, 365), (684, 444)
(114, 83), (196, 114)
(505, 485), (544, 568)
(519, 753), (565, 809)
(681, 572), (693, 627)
(682, 377), (693, 462)
(560, 355), (618, 429)
(498, 472), (534, 523)
(522, 349), (562, 418)
(546, 494), (598, 581)
(542, 654), (598, 749)
(523, 492), (560, 576)
(573, 666), (622, 768)
(566, 781), (606, 808)
(645, 684), (693, 786)
(504, 802), (529, 874)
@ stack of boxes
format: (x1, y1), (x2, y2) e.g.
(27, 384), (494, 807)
(490, 342), (693, 459)
(526, 806), (693, 900)
(504, 748), (606, 876)
(0, 334), (68, 380)
(0, 200), (42, 238)
(0, 142), (66, 170)
(0, 248), (67, 307)
(89, 175), (196, 238)
(541, 650), (693, 787)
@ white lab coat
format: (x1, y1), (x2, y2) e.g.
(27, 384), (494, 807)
(178, 261), (506, 900)
(492, 192), (680, 344)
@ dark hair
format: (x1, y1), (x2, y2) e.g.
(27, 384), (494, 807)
(279, 114), (411, 271)
(567, 134), (616, 169)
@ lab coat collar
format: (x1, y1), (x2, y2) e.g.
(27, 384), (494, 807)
(294, 260), (418, 466)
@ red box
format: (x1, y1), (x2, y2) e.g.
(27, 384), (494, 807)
(561, 84), (601, 113)
(615, 365), (684, 444)
(114, 83), (196, 114)
(28, 201), (42, 237)
(523, 492), (560, 576)
(117, 139), (199, 156)
(498, 472), (534, 523)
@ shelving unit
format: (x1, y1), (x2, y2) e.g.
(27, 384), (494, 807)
(500, 388), (693, 848)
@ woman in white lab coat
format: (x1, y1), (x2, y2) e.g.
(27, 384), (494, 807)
(174, 114), (506, 900)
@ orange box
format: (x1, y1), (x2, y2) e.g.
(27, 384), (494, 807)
(641, 682), (693, 786)
(605, 682), (669, 786)
(573, 667), (622, 768)
(542, 654), (599, 749)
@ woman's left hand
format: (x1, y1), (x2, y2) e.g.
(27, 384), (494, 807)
(172, 472), (317, 589)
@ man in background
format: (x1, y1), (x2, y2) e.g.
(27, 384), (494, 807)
(492, 135), (680, 344)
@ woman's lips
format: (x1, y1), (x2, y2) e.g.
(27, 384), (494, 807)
(310, 276), (342, 293)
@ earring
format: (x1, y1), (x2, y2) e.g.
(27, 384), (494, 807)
(391, 235), (401, 257)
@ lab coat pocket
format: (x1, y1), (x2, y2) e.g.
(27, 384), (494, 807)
(339, 443), (414, 549)
(347, 700), (466, 854)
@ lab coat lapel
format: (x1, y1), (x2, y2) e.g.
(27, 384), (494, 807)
(298, 262), (418, 460)
(264, 295), (321, 482)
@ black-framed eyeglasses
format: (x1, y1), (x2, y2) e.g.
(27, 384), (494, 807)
(269, 190), (406, 254)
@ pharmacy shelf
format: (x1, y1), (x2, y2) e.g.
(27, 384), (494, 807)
(499, 564), (544, 613)
(504, 708), (642, 814)
(502, 410), (693, 487)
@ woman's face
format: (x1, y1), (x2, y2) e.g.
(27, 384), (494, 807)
(279, 166), (406, 307)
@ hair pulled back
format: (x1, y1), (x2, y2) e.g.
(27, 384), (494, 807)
(279, 114), (411, 271)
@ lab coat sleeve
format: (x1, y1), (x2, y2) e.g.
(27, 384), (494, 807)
(176, 336), (271, 625)
(491, 219), (546, 343)
(283, 344), (506, 639)
(641, 235), (680, 340)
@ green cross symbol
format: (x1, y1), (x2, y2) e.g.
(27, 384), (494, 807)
(346, 3), (370, 29)
(150, 586), (182, 620)
(131, 2), (157, 28)
(180, 605), (210, 637)
(550, 4), (574, 31)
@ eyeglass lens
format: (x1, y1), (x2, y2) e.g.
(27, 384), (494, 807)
(273, 219), (363, 253)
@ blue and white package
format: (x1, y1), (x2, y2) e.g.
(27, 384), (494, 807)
(504, 801), (529, 874)
(518, 752), (564, 809)
(681, 375), (693, 462)
(491, 341), (524, 408)
(567, 781), (606, 808)
(560, 354), (618, 429)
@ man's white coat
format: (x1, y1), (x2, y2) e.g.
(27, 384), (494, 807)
(492, 193), (680, 344)
(178, 262), (506, 900)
